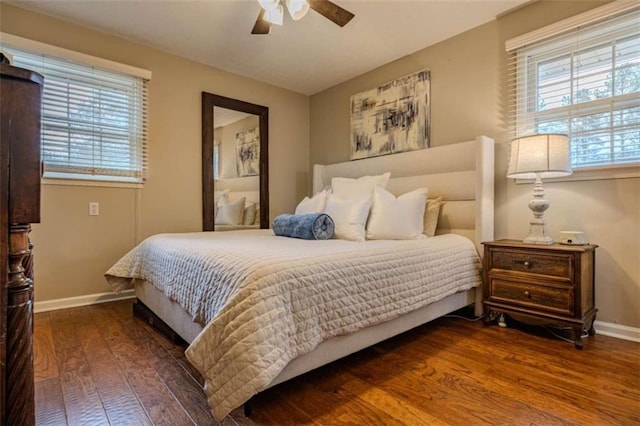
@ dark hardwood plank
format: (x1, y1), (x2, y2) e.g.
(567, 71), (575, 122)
(34, 377), (67, 426)
(35, 300), (640, 425)
(49, 308), (81, 350)
(55, 344), (110, 425)
(96, 302), (215, 424)
(74, 307), (152, 426)
(340, 373), (448, 425)
(270, 363), (405, 425)
(229, 390), (319, 426)
(104, 339), (196, 425)
(33, 312), (59, 382)
(90, 303), (202, 424)
(413, 333), (601, 424)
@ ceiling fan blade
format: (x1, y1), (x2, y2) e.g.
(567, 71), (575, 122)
(308, 0), (354, 27)
(251, 8), (271, 34)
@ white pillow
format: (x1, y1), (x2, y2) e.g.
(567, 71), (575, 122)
(295, 189), (329, 215)
(366, 187), (428, 240)
(214, 189), (230, 206)
(215, 197), (245, 225)
(243, 203), (257, 225)
(331, 172), (391, 200)
(323, 194), (371, 242)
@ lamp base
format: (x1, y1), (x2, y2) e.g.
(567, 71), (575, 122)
(522, 174), (554, 245)
(523, 218), (554, 245)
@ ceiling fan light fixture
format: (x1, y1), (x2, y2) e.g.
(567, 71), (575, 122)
(258, 0), (284, 25)
(286, 0), (310, 20)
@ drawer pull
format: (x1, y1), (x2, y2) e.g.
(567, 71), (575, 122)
(524, 291), (531, 298)
(515, 260), (533, 267)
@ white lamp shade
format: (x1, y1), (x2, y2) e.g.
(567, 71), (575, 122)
(507, 134), (572, 179)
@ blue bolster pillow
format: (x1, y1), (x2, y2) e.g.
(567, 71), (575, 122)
(272, 213), (335, 240)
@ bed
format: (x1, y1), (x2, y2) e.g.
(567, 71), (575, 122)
(105, 135), (494, 420)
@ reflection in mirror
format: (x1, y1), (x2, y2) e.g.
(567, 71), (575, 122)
(213, 107), (260, 230)
(202, 93), (269, 232)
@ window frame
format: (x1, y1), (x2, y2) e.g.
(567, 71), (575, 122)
(507, 2), (640, 182)
(0, 33), (151, 187)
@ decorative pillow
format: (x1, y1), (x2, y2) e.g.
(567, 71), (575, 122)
(243, 203), (257, 225)
(295, 189), (329, 215)
(272, 213), (335, 240)
(423, 196), (443, 237)
(214, 189), (230, 206)
(331, 172), (391, 200)
(215, 197), (245, 225)
(323, 194), (371, 242)
(366, 187), (428, 240)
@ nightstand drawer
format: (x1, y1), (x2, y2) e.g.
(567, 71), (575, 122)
(488, 278), (575, 316)
(491, 249), (572, 279)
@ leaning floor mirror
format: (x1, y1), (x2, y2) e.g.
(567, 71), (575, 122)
(202, 92), (269, 231)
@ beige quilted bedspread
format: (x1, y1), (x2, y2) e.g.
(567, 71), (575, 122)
(105, 230), (481, 420)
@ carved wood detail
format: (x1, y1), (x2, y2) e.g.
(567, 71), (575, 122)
(1, 63), (43, 425)
(6, 225), (34, 425)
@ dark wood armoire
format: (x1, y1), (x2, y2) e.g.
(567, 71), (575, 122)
(1, 62), (43, 425)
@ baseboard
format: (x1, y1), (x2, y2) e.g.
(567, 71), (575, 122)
(594, 320), (640, 343)
(34, 289), (135, 313)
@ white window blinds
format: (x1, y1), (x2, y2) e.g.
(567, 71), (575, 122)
(4, 44), (149, 182)
(507, 5), (640, 170)
(213, 140), (220, 180)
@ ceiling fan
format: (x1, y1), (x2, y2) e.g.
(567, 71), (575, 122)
(252, 0), (355, 35)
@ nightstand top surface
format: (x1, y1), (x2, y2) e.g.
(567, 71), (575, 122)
(483, 239), (598, 252)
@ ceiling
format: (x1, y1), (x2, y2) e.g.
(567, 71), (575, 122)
(10, 0), (529, 95)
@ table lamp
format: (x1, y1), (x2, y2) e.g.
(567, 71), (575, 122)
(507, 134), (572, 245)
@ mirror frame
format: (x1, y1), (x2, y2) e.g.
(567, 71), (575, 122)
(202, 92), (269, 231)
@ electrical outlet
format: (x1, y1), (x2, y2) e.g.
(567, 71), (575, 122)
(89, 202), (100, 216)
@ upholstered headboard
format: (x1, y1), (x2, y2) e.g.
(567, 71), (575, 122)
(312, 135), (494, 254)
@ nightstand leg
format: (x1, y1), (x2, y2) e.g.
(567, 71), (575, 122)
(573, 325), (584, 350)
(484, 310), (496, 325)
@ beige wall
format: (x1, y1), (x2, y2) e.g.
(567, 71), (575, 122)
(310, 1), (640, 328)
(1, 4), (310, 302)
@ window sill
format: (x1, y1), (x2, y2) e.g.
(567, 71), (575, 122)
(42, 176), (143, 189)
(515, 163), (639, 184)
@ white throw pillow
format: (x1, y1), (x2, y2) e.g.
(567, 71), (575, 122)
(295, 189), (328, 215)
(214, 189), (230, 206)
(215, 197), (245, 225)
(366, 187), (428, 240)
(331, 172), (391, 200)
(243, 203), (257, 225)
(324, 194), (371, 242)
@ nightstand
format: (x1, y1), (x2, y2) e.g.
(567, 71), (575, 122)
(482, 239), (598, 349)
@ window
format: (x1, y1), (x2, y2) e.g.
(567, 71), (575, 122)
(213, 140), (220, 180)
(1, 35), (150, 183)
(507, 5), (640, 171)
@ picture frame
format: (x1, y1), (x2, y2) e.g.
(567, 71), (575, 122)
(350, 70), (430, 160)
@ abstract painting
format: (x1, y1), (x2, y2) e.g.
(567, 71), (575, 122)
(235, 127), (260, 177)
(350, 70), (430, 160)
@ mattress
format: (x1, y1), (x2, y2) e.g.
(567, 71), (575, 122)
(105, 229), (481, 420)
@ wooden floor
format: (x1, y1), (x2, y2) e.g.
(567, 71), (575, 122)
(34, 300), (639, 426)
